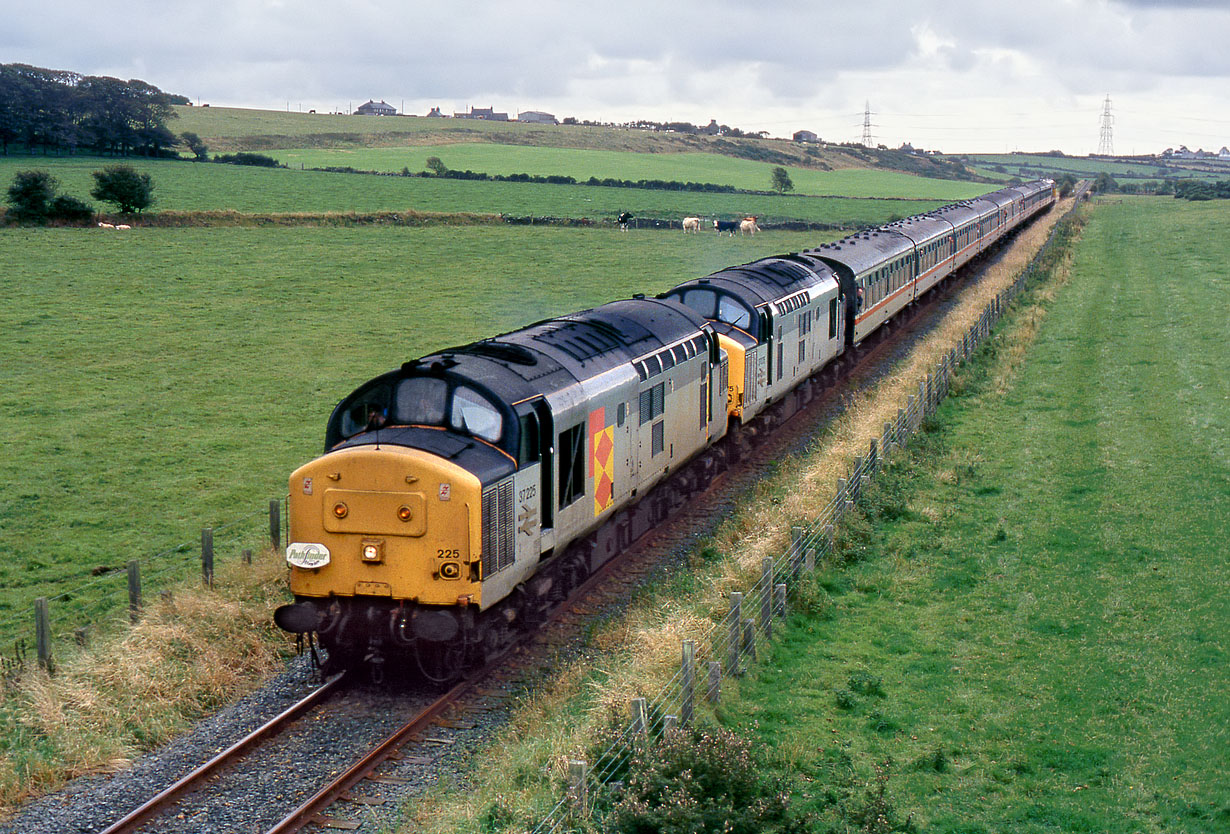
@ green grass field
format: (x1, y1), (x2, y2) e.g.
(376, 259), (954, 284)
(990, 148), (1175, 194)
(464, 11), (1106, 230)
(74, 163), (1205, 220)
(961, 153), (1230, 182)
(730, 197), (1228, 832)
(0, 157), (943, 226)
(270, 146), (986, 201)
(0, 224), (838, 641)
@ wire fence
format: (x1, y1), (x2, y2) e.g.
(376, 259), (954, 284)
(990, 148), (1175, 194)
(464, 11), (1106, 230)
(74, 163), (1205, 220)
(1, 496), (288, 675)
(529, 186), (1091, 833)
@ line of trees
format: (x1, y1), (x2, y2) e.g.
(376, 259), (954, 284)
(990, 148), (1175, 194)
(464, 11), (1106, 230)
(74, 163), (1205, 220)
(0, 63), (188, 157)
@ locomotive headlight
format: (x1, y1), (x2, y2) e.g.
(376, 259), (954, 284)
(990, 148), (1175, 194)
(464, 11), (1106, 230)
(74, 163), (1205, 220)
(361, 539), (384, 563)
(440, 561), (461, 580)
(332, 502), (349, 519)
(397, 505), (414, 522)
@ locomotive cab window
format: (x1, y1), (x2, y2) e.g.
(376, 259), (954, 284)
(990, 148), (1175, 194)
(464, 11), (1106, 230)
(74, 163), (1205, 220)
(340, 382), (393, 437)
(450, 386), (503, 442)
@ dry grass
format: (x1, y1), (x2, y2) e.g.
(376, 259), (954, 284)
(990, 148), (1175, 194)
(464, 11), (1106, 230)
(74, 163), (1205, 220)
(0, 551), (293, 814)
(406, 199), (1081, 833)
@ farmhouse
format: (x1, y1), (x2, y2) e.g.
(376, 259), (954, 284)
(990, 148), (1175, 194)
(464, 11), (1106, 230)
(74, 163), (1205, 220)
(518, 110), (558, 124)
(356, 100), (397, 116)
(455, 106), (509, 121)
(793, 130), (819, 143)
(425, 106), (446, 117)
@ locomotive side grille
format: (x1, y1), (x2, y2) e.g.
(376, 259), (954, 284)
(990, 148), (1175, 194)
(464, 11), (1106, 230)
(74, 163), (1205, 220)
(481, 478), (516, 576)
(744, 354), (757, 403)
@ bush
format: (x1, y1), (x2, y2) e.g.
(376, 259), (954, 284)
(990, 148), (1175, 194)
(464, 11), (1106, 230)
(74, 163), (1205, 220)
(602, 723), (806, 834)
(213, 152), (281, 167)
(5, 171), (57, 223)
(91, 165), (154, 214)
(48, 195), (95, 223)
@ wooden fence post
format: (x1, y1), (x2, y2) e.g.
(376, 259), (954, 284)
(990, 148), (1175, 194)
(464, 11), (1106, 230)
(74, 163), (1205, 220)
(741, 619), (756, 664)
(681, 640), (695, 726)
(35, 597), (51, 671)
(127, 560), (141, 623)
(201, 528), (214, 587)
(775, 584), (787, 619)
(269, 499), (281, 549)
(631, 697), (648, 741)
(569, 760), (588, 815)
(707, 661), (721, 703)
(728, 592), (742, 674)
(760, 558), (773, 639)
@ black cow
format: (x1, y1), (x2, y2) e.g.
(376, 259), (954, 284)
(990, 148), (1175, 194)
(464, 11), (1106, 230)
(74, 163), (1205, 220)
(618, 212), (633, 231)
(714, 219), (739, 236)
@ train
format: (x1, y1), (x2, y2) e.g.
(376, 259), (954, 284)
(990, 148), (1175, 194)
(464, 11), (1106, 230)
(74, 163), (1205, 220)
(274, 179), (1056, 680)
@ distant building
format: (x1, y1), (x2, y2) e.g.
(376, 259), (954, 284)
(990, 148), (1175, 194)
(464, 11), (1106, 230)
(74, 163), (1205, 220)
(454, 106), (509, 121)
(425, 107), (446, 118)
(356, 100), (397, 116)
(1220, 146), (1230, 160)
(792, 130), (819, 143)
(700, 119), (720, 136)
(518, 110), (558, 124)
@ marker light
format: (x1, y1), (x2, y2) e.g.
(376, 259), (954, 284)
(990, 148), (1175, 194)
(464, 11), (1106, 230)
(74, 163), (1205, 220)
(397, 505), (414, 522)
(332, 502), (348, 519)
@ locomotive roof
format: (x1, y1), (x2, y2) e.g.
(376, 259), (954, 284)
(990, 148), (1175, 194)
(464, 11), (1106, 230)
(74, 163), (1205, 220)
(670, 254), (836, 307)
(408, 296), (709, 405)
(807, 228), (915, 276)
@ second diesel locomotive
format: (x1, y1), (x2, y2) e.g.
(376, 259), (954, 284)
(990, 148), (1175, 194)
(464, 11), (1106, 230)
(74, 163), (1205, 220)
(274, 179), (1056, 679)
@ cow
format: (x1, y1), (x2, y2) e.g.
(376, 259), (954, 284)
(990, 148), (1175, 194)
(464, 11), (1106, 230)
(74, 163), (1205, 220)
(740, 216), (760, 236)
(682, 216), (702, 233)
(714, 219), (739, 236)
(115, 224), (132, 230)
(618, 211), (633, 231)
(97, 222), (115, 229)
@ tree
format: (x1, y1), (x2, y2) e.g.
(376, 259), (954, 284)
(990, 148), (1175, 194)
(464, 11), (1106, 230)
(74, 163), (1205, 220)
(181, 131), (208, 160)
(5, 170), (57, 222)
(425, 156), (448, 176)
(91, 165), (153, 213)
(1093, 172), (1119, 194)
(771, 166), (794, 195)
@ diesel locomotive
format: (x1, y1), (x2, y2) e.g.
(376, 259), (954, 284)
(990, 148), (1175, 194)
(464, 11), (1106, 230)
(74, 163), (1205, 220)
(274, 179), (1056, 679)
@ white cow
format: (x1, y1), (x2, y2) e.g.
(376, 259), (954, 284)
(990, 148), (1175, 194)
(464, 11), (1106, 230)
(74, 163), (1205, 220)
(98, 222), (115, 229)
(115, 224), (132, 230)
(739, 216), (760, 236)
(682, 216), (702, 233)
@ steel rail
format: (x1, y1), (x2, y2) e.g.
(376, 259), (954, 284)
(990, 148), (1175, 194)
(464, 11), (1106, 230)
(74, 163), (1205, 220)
(98, 671), (347, 834)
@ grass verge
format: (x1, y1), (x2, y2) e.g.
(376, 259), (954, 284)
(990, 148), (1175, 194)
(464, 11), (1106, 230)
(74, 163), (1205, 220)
(726, 196), (1229, 833)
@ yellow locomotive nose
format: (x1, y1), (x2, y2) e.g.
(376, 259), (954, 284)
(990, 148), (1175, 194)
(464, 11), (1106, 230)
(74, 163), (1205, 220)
(286, 445), (483, 606)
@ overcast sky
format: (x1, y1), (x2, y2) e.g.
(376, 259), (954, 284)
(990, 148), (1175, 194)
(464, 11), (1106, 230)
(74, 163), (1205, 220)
(6, 0), (1229, 155)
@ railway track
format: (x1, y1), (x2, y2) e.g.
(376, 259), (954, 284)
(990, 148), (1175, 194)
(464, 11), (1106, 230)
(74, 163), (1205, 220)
(86, 211), (1059, 834)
